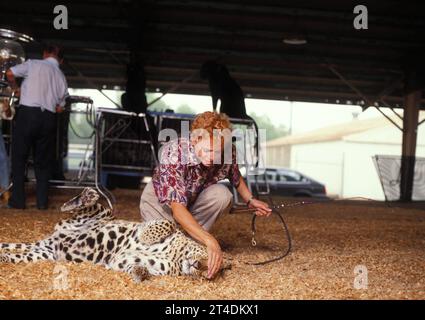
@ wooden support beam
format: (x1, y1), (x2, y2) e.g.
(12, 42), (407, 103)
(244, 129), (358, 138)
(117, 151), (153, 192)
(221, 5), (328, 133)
(400, 88), (421, 202)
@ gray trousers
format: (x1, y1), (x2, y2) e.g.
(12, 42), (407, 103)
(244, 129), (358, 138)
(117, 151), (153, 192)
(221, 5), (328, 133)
(140, 181), (233, 231)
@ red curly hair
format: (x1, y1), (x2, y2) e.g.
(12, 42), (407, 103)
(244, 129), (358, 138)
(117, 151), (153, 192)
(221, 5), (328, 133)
(191, 111), (232, 147)
(191, 111), (231, 133)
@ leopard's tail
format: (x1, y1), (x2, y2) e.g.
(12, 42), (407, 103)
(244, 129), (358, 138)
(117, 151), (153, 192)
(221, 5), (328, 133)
(0, 241), (55, 263)
(0, 242), (37, 252)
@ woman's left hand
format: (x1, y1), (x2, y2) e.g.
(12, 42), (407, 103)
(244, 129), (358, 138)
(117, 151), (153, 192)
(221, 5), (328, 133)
(249, 199), (272, 217)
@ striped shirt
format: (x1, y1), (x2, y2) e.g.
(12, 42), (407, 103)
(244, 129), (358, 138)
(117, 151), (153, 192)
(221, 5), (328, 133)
(10, 57), (69, 113)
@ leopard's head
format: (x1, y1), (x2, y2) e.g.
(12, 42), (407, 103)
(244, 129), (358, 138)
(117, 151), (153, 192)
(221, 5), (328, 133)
(182, 244), (231, 280)
(61, 187), (100, 213)
(182, 256), (208, 278)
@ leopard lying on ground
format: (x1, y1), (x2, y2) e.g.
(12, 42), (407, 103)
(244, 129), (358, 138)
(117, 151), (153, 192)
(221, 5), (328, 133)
(0, 188), (229, 282)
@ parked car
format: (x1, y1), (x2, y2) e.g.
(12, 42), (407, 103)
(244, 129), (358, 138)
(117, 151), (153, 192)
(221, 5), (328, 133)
(249, 167), (327, 198)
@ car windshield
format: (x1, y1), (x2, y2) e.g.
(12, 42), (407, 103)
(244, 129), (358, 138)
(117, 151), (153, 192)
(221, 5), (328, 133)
(256, 170), (309, 183)
(280, 171), (308, 182)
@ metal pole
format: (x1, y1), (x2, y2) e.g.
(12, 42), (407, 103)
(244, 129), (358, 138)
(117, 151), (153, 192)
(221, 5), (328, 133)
(399, 89), (421, 202)
(94, 111), (114, 209)
(65, 62), (122, 109)
(327, 65), (403, 131)
(147, 72), (198, 107)
(289, 101), (293, 135)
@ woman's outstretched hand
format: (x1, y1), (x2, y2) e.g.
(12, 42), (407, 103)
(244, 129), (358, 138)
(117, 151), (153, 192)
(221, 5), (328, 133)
(249, 199), (272, 217)
(205, 236), (223, 279)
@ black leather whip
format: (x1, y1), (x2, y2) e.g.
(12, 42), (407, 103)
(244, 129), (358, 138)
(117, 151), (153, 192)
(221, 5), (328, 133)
(245, 196), (382, 265)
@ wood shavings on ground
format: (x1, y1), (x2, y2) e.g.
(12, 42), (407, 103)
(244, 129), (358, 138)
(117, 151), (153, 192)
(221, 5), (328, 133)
(0, 188), (424, 299)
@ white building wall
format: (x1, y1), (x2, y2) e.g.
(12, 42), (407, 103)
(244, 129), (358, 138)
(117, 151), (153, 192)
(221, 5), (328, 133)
(266, 145), (291, 167)
(266, 122), (425, 199)
(342, 142), (396, 199)
(290, 141), (344, 197)
(341, 141), (425, 200)
(341, 124), (425, 200)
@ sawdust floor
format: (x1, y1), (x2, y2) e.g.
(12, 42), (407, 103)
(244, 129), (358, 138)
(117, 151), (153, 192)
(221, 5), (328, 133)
(0, 188), (424, 300)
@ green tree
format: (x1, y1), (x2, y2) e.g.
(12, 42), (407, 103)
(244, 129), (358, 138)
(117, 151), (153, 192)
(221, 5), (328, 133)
(175, 104), (196, 114)
(248, 112), (288, 141)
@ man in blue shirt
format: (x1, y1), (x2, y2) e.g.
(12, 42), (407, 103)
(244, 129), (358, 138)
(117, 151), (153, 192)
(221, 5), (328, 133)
(6, 44), (69, 210)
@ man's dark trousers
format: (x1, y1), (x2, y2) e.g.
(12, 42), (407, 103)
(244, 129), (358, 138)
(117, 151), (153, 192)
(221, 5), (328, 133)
(9, 105), (56, 209)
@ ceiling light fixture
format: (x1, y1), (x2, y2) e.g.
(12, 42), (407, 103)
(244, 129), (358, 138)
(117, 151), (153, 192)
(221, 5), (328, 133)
(282, 36), (307, 45)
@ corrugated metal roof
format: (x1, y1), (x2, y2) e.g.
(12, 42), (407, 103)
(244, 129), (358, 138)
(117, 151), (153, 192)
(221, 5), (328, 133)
(2, 0), (424, 107)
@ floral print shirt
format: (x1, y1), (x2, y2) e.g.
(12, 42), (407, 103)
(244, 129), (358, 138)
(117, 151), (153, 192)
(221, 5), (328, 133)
(152, 138), (241, 207)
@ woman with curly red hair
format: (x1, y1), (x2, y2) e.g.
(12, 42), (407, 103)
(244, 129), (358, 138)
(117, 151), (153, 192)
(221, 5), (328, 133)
(140, 111), (270, 279)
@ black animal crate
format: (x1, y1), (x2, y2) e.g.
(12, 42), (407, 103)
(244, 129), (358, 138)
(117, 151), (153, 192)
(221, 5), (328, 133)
(99, 110), (155, 171)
